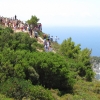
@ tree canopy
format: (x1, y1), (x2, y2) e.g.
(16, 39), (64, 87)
(27, 15), (39, 28)
(60, 37), (94, 81)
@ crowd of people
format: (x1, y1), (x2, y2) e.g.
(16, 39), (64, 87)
(0, 15), (59, 52)
(0, 15), (42, 38)
(0, 15), (26, 31)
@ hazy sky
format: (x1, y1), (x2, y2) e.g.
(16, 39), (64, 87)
(0, 0), (100, 27)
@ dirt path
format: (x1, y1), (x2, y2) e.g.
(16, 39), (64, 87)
(14, 29), (44, 44)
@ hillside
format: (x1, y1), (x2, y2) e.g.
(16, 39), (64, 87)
(0, 22), (100, 100)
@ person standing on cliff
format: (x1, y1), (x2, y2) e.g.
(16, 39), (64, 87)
(15, 15), (17, 20)
(55, 36), (57, 42)
(0, 16), (2, 24)
(50, 36), (53, 42)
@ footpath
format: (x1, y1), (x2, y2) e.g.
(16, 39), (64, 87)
(14, 29), (44, 45)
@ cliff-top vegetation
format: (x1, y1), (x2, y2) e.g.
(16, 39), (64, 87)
(0, 16), (100, 100)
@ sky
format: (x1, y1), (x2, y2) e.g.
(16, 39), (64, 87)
(0, 0), (100, 27)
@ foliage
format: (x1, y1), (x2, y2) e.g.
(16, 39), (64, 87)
(27, 15), (39, 28)
(0, 78), (30, 99)
(51, 42), (60, 53)
(60, 94), (73, 100)
(60, 37), (94, 81)
(0, 48), (75, 90)
(4, 27), (14, 33)
(77, 48), (94, 81)
(33, 42), (44, 50)
(29, 85), (55, 100)
(73, 80), (100, 100)
(58, 80), (100, 100)
(31, 52), (75, 90)
(0, 49), (39, 84)
(0, 78), (54, 100)
(38, 30), (44, 37)
(11, 32), (37, 51)
(50, 89), (61, 100)
(0, 27), (43, 52)
(0, 27), (98, 99)
(0, 94), (12, 100)
(60, 37), (81, 59)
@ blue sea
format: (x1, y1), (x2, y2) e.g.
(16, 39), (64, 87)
(43, 26), (100, 57)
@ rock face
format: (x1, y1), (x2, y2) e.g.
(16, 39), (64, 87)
(92, 63), (100, 80)
(92, 58), (100, 80)
(38, 37), (44, 44)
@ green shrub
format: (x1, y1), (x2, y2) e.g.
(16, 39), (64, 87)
(0, 49), (75, 91)
(0, 78), (55, 100)
(29, 85), (55, 100)
(0, 94), (13, 100)
(5, 27), (14, 33)
(61, 94), (73, 100)
(0, 78), (31, 99)
(73, 93), (99, 100)
(73, 80), (99, 100)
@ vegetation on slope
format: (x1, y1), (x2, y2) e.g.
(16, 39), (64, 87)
(0, 24), (100, 100)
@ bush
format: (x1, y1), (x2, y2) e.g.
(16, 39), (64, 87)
(0, 49), (75, 91)
(29, 85), (55, 100)
(0, 28), (38, 52)
(73, 80), (99, 100)
(0, 94), (12, 100)
(31, 52), (75, 91)
(5, 27), (14, 33)
(0, 78), (30, 99)
(0, 78), (55, 100)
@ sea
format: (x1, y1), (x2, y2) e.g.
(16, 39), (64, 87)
(43, 26), (100, 57)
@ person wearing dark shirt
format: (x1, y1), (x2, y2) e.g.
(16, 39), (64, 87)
(15, 15), (17, 20)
